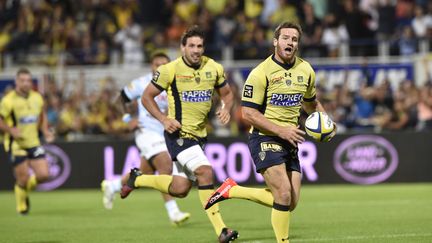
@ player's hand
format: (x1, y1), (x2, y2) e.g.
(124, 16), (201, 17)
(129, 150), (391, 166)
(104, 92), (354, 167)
(216, 107), (230, 125)
(9, 127), (22, 139)
(327, 122), (337, 141)
(278, 125), (305, 147)
(44, 129), (55, 143)
(127, 118), (139, 131)
(162, 117), (181, 134)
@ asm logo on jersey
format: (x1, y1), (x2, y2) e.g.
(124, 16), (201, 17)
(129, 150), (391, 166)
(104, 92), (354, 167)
(181, 89), (212, 102)
(269, 93), (303, 106)
(19, 115), (38, 124)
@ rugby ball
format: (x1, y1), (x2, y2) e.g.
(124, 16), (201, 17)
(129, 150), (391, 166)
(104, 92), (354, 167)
(304, 111), (335, 142)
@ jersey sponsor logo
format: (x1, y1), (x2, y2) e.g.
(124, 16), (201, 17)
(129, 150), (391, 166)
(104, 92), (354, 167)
(181, 89), (212, 102)
(269, 93), (303, 106)
(260, 142), (283, 152)
(270, 76), (283, 84)
(293, 82), (308, 87)
(19, 115), (38, 124)
(152, 71), (160, 82)
(243, 85), (253, 98)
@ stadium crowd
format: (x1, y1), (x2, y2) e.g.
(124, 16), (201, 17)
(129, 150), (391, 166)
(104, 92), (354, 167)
(0, 0), (431, 140)
(1, 0), (432, 65)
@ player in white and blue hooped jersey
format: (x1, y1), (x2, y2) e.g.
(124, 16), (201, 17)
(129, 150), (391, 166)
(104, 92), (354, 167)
(121, 72), (167, 135)
(101, 52), (190, 225)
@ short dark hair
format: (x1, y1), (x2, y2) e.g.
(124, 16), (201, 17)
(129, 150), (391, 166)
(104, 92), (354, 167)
(16, 67), (31, 77)
(180, 25), (205, 46)
(150, 51), (170, 62)
(274, 22), (303, 40)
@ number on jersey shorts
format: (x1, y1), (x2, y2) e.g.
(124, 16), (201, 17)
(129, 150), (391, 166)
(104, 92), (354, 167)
(135, 129), (168, 160)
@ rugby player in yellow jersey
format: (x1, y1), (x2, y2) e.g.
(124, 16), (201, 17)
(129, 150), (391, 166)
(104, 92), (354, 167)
(120, 26), (238, 243)
(0, 68), (54, 215)
(205, 22), (336, 243)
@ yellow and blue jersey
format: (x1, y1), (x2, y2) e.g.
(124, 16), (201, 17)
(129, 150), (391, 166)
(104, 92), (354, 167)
(151, 56), (227, 139)
(241, 55), (316, 136)
(0, 90), (44, 153)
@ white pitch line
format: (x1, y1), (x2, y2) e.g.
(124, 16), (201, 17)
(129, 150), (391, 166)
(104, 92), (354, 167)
(293, 232), (432, 242)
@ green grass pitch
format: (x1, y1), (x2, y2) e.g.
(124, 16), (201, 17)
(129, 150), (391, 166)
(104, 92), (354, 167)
(1, 183), (431, 242)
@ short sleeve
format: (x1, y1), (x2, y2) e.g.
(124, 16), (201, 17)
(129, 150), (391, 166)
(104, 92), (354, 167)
(303, 68), (316, 102)
(151, 64), (170, 91)
(0, 97), (12, 119)
(214, 63), (227, 89)
(123, 79), (144, 100)
(241, 68), (266, 109)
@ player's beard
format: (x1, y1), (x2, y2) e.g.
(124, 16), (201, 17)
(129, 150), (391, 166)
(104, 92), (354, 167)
(17, 86), (31, 97)
(276, 45), (297, 64)
(185, 53), (201, 66)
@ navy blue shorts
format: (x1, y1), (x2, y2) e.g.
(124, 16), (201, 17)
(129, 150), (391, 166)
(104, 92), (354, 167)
(164, 131), (206, 161)
(8, 146), (46, 166)
(248, 133), (301, 173)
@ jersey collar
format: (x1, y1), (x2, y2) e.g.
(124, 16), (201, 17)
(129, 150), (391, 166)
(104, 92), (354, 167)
(271, 54), (296, 70)
(182, 56), (201, 70)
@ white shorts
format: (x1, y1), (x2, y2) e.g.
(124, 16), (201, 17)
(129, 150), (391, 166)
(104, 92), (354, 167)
(135, 129), (168, 160)
(172, 145), (211, 181)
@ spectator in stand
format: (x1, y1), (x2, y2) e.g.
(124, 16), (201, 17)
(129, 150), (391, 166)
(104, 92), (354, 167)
(395, 0), (415, 27)
(166, 14), (188, 47)
(174, 0), (198, 24)
(301, 2), (324, 57)
(339, 0), (376, 56)
(269, 0), (299, 27)
(377, 0), (396, 40)
(321, 13), (349, 57)
(411, 5), (432, 38)
(398, 26), (417, 55)
(416, 82), (432, 131)
(114, 16), (143, 67)
(214, 2), (238, 48)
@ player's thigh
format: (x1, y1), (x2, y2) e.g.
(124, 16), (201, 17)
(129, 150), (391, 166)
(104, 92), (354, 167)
(139, 157), (154, 175)
(151, 151), (173, 175)
(288, 170), (302, 211)
(262, 163), (291, 204)
(29, 158), (49, 181)
(176, 145), (213, 185)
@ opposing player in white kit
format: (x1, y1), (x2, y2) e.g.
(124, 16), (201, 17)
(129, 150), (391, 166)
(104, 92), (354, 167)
(101, 52), (190, 225)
